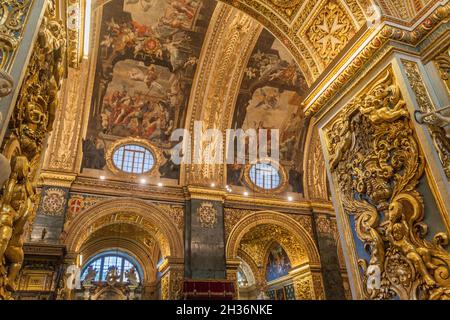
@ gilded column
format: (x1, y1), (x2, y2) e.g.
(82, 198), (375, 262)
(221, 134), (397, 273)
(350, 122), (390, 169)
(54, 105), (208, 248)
(0, 0), (49, 143)
(158, 257), (184, 300)
(290, 266), (315, 300)
(0, 0), (66, 299)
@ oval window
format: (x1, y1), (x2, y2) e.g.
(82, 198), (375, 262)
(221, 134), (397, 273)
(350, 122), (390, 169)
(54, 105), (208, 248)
(112, 144), (155, 174)
(249, 162), (281, 190)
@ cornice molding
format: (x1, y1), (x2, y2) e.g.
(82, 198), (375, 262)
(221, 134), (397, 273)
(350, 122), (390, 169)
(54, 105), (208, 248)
(70, 176), (186, 203)
(39, 171), (77, 188)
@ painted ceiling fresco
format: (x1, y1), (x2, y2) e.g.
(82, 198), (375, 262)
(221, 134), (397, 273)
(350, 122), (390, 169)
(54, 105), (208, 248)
(82, 0), (216, 180)
(227, 30), (309, 193)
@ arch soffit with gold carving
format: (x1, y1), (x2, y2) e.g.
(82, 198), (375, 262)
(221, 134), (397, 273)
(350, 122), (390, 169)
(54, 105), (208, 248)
(226, 211), (321, 266)
(64, 198), (183, 259)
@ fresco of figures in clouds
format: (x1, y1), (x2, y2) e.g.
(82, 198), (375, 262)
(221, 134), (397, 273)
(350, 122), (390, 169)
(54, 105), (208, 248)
(83, 0), (216, 180)
(228, 30), (309, 194)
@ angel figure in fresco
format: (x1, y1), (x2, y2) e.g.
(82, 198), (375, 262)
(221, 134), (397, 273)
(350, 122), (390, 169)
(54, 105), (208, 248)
(268, 60), (301, 86)
(126, 0), (158, 12)
(102, 19), (136, 52)
(159, 13), (186, 29)
(162, 34), (189, 71)
(129, 65), (164, 93)
(160, 0), (198, 29)
(253, 88), (279, 109)
(168, 0), (197, 20)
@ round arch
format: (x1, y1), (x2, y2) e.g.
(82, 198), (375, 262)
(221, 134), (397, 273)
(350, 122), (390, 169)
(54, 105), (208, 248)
(80, 237), (157, 283)
(237, 249), (260, 285)
(226, 211), (321, 266)
(64, 198), (183, 259)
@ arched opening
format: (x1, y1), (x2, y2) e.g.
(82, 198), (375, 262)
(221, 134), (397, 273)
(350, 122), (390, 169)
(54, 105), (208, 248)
(227, 211), (323, 300)
(63, 198), (183, 299)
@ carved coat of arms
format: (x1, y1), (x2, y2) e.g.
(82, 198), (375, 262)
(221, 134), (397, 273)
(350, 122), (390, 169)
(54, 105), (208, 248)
(197, 202), (217, 228)
(42, 188), (66, 216)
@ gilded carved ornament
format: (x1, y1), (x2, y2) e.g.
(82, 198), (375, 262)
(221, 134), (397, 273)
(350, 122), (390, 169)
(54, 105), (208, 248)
(305, 129), (328, 200)
(0, 0), (66, 299)
(294, 276), (314, 300)
(325, 68), (450, 300)
(402, 59), (450, 180)
(185, 8), (260, 185)
(0, 0), (33, 70)
(224, 208), (314, 243)
(304, 2), (450, 116)
(242, 159), (288, 194)
(66, 0), (82, 67)
(41, 187), (66, 216)
(0, 70), (13, 129)
(433, 47), (450, 93)
(239, 224), (308, 267)
(155, 203), (184, 231)
(306, 0), (357, 67)
(263, 0), (302, 19)
(105, 137), (162, 179)
(160, 274), (169, 300)
(169, 268), (184, 300)
(197, 202), (218, 229)
(44, 65), (87, 172)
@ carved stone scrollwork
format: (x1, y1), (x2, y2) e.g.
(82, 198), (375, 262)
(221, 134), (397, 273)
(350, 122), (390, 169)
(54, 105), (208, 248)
(0, 0), (66, 300)
(326, 68), (450, 300)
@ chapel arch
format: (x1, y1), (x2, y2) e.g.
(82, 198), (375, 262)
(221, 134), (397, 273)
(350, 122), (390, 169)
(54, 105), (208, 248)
(227, 211), (324, 299)
(64, 198), (183, 259)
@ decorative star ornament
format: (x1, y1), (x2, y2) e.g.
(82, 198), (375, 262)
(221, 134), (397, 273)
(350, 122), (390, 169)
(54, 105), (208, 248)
(316, 14), (346, 54)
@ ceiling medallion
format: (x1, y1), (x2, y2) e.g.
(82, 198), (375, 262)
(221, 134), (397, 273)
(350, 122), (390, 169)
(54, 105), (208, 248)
(197, 202), (218, 229)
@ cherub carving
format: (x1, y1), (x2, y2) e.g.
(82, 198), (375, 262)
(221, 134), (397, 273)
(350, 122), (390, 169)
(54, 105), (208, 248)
(386, 199), (438, 287)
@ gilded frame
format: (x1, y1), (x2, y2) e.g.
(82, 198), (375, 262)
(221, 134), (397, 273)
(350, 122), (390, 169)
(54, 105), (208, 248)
(242, 158), (288, 194)
(105, 137), (161, 179)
